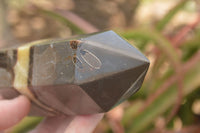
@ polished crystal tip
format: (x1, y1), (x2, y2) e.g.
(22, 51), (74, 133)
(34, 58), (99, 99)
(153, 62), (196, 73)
(0, 30), (150, 116)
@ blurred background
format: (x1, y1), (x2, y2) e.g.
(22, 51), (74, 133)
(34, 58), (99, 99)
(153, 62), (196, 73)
(0, 0), (200, 133)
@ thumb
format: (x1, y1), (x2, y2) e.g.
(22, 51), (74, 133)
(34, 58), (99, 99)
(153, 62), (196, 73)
(0, 95), (30, 131)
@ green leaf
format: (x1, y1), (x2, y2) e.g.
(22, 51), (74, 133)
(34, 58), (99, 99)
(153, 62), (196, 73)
(178, 88), (200, 125)
(9, 117), (43, 133)
(126, 62), (200, 133)
(121, 29), (179, 67)
(122, 101), (143, 125)
(182, 36), (200, 61)
(156, 0), (188, 31)
(38, 8), (84, 34)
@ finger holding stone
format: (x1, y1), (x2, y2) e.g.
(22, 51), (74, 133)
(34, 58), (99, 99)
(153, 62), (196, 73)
(0, 95), (30, 131)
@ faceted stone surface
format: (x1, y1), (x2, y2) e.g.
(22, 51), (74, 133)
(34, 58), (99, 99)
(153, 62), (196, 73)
(0, 31), (149, 116)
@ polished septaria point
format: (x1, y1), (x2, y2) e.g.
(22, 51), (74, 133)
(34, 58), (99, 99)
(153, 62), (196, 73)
(0, 31), (149, 116)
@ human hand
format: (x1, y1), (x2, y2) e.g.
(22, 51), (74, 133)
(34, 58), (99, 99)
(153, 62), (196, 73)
(0, 95), (103, 133)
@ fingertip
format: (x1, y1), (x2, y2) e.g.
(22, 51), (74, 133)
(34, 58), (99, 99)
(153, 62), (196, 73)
(0, 95), (31, 130)
(15, 95), (31, 107)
